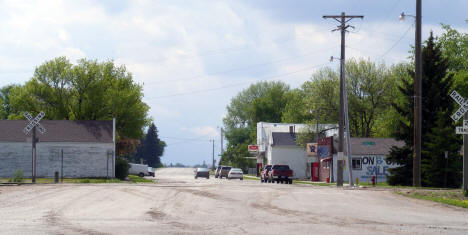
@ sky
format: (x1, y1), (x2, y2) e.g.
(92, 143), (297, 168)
(0, 0), (467, 166)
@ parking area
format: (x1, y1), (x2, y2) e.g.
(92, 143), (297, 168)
(0, 168), (467, 234)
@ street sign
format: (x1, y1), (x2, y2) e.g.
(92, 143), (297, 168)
(23, 111), (46, 134)
(456, 126), (468, 135)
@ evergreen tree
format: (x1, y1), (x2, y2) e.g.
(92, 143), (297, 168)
(387, 33), (462, 187)
(135, 123), (166, 167)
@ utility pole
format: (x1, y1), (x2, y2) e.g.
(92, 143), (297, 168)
(323, 12), (363, 187)
(211, 140), (215, 170)
(413, 0), (422, 187)
(220, 127), (224, 155)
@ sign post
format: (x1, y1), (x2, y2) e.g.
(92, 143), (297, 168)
(450, 90), (468, 194)
(23, 111), (46, 183)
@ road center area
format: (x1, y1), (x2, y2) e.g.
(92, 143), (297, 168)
(0, 168), (467, 234)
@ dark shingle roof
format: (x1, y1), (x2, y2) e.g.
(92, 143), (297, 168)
(333, 137), (404, 155)
(272, 132), (297, 146)
(0, 120), (113, 143)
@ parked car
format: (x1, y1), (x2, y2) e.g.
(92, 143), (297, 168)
(228, 168), (244, 180)
(260, 165), (272, 183)
(268, 164), (294, 184)
(219, 166), (232, 179)
(194, 168), (210, 179)
(214, 165), (223, 178)
(129, 163), (150, 177)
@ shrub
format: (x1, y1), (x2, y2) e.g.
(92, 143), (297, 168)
(10, 170), (24, 183)
(115, 157), (130, 180)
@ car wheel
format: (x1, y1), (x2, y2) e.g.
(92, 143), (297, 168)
(280, 180), (283, 184)
(138, 173), (144, 177)
(195, 176), (198, 179)
(276, 180), (279, 184)
(289, 179), (293, 184)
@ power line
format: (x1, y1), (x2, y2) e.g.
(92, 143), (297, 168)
(147, 46), (337, 86)
(146, 61), (332, 99)
(376, 24), (413, 61)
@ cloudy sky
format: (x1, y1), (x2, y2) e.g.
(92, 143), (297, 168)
(0, 0), (467, 166)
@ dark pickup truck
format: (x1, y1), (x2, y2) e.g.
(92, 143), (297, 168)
(268, 164), (293, 184)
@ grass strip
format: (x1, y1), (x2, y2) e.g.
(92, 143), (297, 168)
(128, 175), (154, 183)
(396, 191), (468, 209)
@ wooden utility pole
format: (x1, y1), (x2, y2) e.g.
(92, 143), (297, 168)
(323, 12), (363, 186)
(413, 0), (422, 187)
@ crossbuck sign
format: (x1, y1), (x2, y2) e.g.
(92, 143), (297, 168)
(23, 111), (46, 135)
(451, 91), (468, 134)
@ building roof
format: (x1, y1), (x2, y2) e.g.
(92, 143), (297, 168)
(0, 120), (113, 143)
(272, 132), (298, 146)
(333, 137), (404, 155)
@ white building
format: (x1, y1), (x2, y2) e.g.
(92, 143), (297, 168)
(0, 120), (115, 178)
(256, 122), (338, 179)
(332, 138), (404, 183)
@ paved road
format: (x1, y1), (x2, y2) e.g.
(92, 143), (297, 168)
(0, 168), (467, 234)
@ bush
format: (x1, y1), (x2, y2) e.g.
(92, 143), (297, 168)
(115, 157), (130, 180)
(9, 170), (24, 183)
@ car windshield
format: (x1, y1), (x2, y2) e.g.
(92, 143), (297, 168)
(273, 165), (290, 170)
(197, 168), (209, 172)
(222, 167), (231, 170)
(230, 168), (242, 172)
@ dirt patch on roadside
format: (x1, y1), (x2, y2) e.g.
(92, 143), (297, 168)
(146, 210), (166, 220)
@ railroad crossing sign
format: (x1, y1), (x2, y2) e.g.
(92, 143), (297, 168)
(23, 111), (46, 135)
(450, 90), (468, 122)
(451, 90), (468, 194)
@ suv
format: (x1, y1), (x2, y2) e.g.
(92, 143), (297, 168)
(219, 166), (232, 179)
(214, 165), (223, 178)
(268, 164), (294, 184)
(260, 165), (272, 183)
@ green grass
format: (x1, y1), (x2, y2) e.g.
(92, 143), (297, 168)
(396, 190), (468, 209)
(127, 175), (154, 183)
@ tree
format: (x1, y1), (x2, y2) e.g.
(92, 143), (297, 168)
(387, 33), (462, 187)
(222, 81), (290, 169)
(5, 57), (150, 156)
(345, 58), (397, 137)
(135, 123), (166, 168)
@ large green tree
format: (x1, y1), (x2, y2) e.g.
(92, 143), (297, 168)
(4, 57), (150, 156)
(387, 33), (462, 187)
(222, 81), (290, 169)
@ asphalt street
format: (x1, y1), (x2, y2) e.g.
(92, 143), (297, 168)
(0, 168), (467, 234)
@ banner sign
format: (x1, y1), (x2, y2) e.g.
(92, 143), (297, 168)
(248, 145), (258, 153)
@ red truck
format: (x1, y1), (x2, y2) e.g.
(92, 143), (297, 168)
(268, 164), (293, 184)
(260, 165), (272, 183)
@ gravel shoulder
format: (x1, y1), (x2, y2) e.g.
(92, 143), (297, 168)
(0, 168), (467, 234)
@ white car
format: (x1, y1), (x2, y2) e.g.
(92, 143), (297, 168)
(228, 168), (243, 180)
(129, 163), (150, 177)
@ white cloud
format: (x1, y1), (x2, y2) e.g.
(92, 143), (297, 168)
(181, 126), (219, 139)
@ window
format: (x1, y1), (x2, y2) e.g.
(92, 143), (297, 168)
(352, 158), (362, 170)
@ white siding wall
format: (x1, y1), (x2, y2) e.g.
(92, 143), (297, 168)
(0, 142), (114, 178)
(332, 154), (398, 183)
(270, 146), (307, 179)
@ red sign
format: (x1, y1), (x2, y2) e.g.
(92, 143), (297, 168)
(248, 145), (259, 153)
